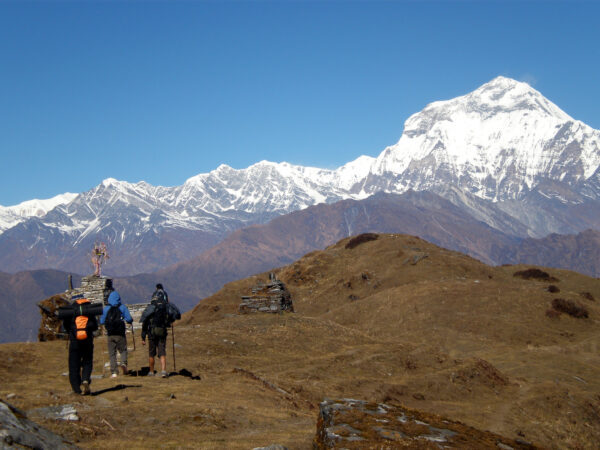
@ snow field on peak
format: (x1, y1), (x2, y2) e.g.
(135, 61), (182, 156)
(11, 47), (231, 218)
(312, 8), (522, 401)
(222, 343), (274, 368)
(2, 76), (599, 243)
(0, 193), (78, 232)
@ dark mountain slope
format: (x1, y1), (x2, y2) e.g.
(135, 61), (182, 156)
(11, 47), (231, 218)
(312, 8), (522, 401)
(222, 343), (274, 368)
(0, 270), (79, 343)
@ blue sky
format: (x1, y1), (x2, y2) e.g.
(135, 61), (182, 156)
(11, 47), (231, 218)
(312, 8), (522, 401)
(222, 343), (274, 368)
(1, 1), (599, 206)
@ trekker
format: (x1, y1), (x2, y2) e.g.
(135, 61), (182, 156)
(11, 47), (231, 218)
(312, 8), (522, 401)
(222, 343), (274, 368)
(62, 295), (99, 395)
(100, 290), (133, 378)
(152, 283), (169, 303)
(141, 284), (181, 378)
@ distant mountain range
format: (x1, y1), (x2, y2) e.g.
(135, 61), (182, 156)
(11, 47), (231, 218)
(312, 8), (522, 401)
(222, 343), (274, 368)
(4, 190), (599, 344)
(0, 76), (598, 276)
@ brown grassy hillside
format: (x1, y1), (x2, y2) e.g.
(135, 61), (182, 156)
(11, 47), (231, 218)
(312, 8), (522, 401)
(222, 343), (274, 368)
(1, 234), (599, 448)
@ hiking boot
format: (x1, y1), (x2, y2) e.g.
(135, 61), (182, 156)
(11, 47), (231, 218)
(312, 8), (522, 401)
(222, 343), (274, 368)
(147, 371), (155, 377)
(110, 373), (118, 379)
(81, 381), (91, 395)
(161, 371), (167, 378)
(121, 365), (128, 375)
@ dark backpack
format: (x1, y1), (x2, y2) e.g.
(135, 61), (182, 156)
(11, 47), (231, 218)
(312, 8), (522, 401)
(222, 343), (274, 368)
(152, 289), (168, 304)
(105, 305), (125, 336)
(151, 300), (168, 338)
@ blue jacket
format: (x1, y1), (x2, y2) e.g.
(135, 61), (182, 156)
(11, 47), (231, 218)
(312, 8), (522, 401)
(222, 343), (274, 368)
(100, 291), (133, 325)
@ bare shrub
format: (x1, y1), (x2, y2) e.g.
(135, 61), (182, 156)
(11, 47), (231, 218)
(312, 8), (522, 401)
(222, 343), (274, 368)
(345, 233), (379, 249)
(552, 298), (589, 318)
(513, 268), (559, 282)
(547, 285), (560, 293)
(580, 292), (596, 302)
(546, 308), (561, 319)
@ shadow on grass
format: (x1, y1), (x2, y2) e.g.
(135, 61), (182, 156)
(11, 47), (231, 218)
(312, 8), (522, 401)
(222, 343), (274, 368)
(127, 366), (201, 380)
(91, 384), (142, 396)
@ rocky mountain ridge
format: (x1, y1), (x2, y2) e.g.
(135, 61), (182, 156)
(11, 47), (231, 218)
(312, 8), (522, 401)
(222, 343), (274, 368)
(2, 192), (598, 344)
(0, 76), (598, 275)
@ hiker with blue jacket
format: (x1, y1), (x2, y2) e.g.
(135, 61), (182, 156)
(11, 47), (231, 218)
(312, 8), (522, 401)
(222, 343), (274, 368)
(100, 290), (133, 378)
(141, 283), (181, 378)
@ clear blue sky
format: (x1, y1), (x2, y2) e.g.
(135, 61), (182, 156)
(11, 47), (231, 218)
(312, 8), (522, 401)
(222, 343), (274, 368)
(1, 1), (599, 206)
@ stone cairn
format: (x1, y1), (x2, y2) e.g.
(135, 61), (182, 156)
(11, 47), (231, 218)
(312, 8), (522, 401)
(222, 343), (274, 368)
(76, 275), (113, 305)
(37, 274), (151, 340)
(37, 276), (113, 341)
(239, 273), (294, 314)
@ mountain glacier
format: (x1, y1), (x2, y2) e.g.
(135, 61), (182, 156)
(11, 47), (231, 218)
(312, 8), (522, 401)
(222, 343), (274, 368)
(1, 76), (598, 275)
(366, 76), (600, 201)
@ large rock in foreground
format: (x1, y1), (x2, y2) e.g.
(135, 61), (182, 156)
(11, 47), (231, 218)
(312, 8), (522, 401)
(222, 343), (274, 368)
(314, 399), (537, 449)
(0, 400), (79, 449)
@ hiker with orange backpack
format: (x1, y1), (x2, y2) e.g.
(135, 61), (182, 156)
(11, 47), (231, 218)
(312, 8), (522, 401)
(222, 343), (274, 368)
(61, 294), (99, 395)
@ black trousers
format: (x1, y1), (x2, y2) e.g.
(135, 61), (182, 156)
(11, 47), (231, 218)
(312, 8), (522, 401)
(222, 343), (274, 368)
(68, 339), (94, 393)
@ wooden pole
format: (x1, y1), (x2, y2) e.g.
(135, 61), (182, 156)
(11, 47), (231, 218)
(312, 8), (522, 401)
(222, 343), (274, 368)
(171, 324), (176, 372)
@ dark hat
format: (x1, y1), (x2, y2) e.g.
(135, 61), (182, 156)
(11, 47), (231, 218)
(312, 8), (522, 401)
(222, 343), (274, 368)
(156, 283), (163, 290)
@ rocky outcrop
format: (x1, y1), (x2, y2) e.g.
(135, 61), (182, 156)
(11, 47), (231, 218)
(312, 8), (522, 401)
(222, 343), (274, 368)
(0, 400), (79, 449)
(313, 398), (537, 449)
(37, 294), (70, 341)
(239, 273), (294, 314)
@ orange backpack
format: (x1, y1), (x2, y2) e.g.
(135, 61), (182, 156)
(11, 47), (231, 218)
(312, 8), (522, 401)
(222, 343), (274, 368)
(74, 298), (91, 340)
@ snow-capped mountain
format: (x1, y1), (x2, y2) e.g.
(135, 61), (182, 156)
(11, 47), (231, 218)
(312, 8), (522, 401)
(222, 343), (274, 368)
(365, 76), (600, 200)
(0, 193), (77, 232)
(0, 76), (598, 275)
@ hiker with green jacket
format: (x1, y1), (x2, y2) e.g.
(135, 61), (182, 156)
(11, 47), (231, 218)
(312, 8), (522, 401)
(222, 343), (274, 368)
(140, 284), (181, 378)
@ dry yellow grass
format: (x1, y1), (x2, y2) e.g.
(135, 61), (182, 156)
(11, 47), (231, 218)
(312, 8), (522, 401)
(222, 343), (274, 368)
(2, 234), (600, 448)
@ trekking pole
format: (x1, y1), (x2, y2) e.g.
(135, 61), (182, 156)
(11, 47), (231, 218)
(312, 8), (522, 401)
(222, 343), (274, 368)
(130, 323), (136, 351)
(171, 324), (176, 372)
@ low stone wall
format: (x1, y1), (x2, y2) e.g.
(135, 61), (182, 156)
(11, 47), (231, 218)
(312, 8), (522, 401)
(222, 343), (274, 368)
(127, 302), (150, 330)
(239, 274), (294, 314)
(313, 398), (537, 449)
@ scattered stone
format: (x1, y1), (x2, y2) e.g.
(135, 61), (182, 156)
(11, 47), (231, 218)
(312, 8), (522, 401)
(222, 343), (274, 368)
(0, 401), (79, 449)
(169, 393), (176, 399)
(239, 273), (294, 314)
(5, 394), (16, 400)
(412, 393), (425, 400)
(403, 253), (429, 265)
(313, 398), (538, 449)
(28, 404), (79, 422)
(452, 358), (510, 388)
(547, 285), (560, 293)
